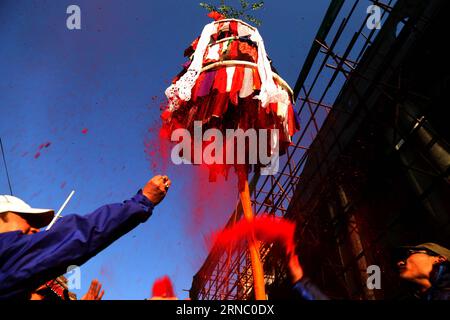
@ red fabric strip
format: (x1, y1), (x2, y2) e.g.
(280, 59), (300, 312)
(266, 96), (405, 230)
(212, 68), (228, 93)
(229, 66), (245, 105)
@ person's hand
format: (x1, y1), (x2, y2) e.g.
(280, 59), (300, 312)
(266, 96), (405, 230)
(143, 175), (171, 205)
(81, 279), (104, 300)
(288, 252), (304, 284)
(280, 239), (303, 284)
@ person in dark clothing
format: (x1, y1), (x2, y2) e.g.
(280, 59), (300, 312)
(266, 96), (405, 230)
(394, 242), (450, 300)
(0, 175), (171, 299)
(287, 250), (329, 300)
(287, 241), (450, 300)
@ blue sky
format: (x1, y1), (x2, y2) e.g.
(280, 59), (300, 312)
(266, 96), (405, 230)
(0, 0), (337, 299)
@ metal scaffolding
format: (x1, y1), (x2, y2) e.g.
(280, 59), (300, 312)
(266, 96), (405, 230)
(190, 0), (449, 300)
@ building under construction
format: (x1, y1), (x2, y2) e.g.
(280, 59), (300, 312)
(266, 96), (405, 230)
(190, 0), (450, 300)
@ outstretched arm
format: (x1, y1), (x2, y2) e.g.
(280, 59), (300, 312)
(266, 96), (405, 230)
(0, 175), (171, 299)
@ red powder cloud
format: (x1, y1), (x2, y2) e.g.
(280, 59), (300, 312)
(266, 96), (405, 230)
(151, 275), (176, 298)
(211, 215), (297, 254)
(38, 142), (51, 150)
(144, 119), (171, 173)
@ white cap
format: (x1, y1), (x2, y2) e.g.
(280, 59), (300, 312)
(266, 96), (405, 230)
(0, 195), (54, 228)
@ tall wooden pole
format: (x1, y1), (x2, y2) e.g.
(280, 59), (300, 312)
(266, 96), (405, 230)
(238, 173), (266, 300)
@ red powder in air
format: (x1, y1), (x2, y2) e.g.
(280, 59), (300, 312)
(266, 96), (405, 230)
(144, 125), (171, 172)
(60, 181), (66, 189)
(149, 97), (238, 265)
(208, 11), (227, 21)
(151, 276), (176, 298)
(184, 166), (236, 240)
(144, 100), (172, 172)
(38, 142), (51, 150)
(211, 215), (296, 254)
(34, 141), (52, 159)
(99, 263), (116, 286)
(82, 128), (89, 134)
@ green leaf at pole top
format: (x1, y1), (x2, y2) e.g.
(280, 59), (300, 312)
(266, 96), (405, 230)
(199, 1), (264, 25)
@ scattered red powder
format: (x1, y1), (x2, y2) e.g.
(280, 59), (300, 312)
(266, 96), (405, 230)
(184, 166), (236, 239)
(144, 102), (172, 173)
(144, 127), (171, 172)
(153, 102), (239, 247)
(99, 264), (114, 285)
(82, 128), (88, 134)
(149, 97), (243, 267)
(60, 181), (66, 189)
(211, 215), (297, 254)
(38, 142), (51, 150)
(34, 141), (52, 159)
(151, 275), (176, 298)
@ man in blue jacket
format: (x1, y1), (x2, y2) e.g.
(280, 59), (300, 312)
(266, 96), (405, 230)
(0, 175), (171, 299)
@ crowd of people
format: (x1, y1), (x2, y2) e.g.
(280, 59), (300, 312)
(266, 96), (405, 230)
(1, 174), (449, 300)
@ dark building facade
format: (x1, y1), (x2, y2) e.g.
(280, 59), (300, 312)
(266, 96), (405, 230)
(272, 0), (450, 300)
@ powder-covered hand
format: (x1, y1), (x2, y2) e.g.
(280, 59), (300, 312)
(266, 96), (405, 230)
(288, 252), (304, 284)
(143, 175), (171, 205)
(81, 279), (104, 300)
